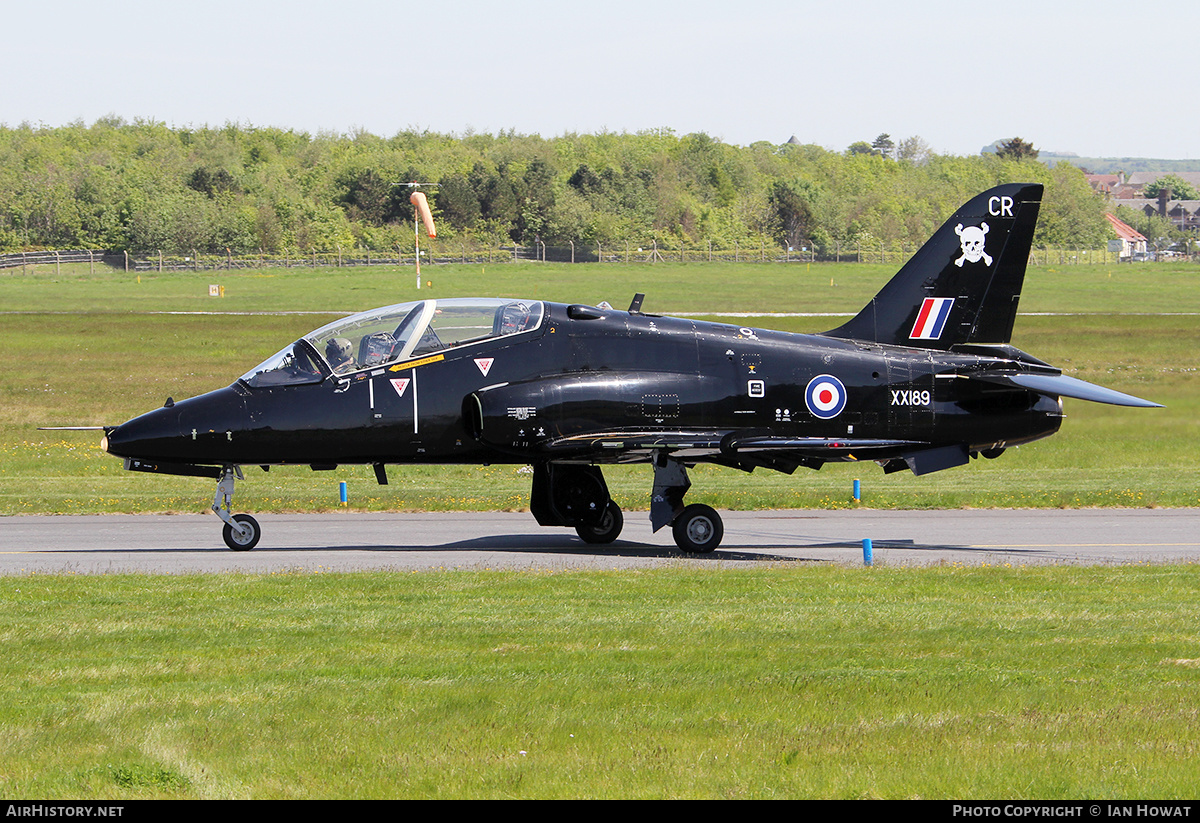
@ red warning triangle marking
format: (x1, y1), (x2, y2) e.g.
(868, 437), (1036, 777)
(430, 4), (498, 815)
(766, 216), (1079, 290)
(475, 358), (494, 376)
(389, 378), (410, 397)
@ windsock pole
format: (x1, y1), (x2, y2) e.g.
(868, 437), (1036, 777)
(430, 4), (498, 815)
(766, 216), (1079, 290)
(409, 188), (437, 290)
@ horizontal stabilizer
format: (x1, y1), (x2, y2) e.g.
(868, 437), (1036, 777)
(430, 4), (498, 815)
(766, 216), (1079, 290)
(974, 372), (1162, 408)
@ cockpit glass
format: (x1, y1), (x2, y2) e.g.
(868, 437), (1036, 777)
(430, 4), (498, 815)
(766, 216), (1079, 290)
(238, 340), (327, 388)
(237, 299), (543, 388)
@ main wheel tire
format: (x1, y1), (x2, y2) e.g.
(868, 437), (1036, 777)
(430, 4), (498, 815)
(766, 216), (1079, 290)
(575, 500), (624, 545)
(672, 504), (723, 554)
(222, 514), (261, 551)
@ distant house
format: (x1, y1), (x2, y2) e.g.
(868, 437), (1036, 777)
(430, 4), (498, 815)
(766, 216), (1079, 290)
(1112, 197), (1200, 233)
(1165, 200), (1200, 233)
(1104, 213), (1147, 260)
(1092, 171), (1200, 233)
(1085, 174), (1120, 195)
(1123, 172), (1200, 194)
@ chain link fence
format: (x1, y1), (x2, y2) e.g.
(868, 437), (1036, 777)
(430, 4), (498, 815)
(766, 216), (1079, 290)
(0, 242), (1165, 273)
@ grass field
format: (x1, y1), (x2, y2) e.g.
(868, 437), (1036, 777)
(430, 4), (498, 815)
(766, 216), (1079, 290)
(2, 259), (1198, 799)
(3, 566), (1200, 799)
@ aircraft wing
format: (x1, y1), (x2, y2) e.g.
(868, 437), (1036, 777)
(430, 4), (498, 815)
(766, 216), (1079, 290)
(545, 430), (728, 461)
(971, 372), (1162, 408)
(545, 430), (928, 469)
(725, 435), (940, 473)
(725, 435), (928, 457)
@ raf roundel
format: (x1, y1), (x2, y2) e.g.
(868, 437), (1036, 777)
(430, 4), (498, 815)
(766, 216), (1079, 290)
(805, 374), (847, 419)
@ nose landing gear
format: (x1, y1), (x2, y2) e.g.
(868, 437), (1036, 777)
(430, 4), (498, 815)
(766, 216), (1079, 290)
(213, 466), (261, 551)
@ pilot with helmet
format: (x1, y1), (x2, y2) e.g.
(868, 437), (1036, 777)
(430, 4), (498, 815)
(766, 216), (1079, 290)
(325, 337), (357, 374)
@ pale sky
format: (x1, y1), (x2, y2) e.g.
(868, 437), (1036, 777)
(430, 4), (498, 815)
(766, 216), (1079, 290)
(3, 0), (1197, 159)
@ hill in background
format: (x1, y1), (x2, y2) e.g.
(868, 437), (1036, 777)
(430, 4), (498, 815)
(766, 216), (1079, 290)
(1040, 153), (1200, 174)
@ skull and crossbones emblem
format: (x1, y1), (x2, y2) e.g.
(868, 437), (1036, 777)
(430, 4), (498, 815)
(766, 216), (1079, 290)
(954, 222), (992, 267)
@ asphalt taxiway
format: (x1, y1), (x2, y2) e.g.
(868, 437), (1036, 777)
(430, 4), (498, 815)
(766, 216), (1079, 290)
(1, 508), (1197, 574)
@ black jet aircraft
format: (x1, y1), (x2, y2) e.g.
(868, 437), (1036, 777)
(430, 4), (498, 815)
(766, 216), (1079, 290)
(100, 183), (1160, 552)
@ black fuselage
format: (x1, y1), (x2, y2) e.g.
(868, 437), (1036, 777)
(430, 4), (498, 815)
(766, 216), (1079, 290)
(104, 302), (1062, 471)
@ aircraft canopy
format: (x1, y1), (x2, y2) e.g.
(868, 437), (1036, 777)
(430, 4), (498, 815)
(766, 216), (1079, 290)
(239, 298), (544, 388)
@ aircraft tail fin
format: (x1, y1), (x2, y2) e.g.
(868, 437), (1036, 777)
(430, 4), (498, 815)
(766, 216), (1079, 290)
(823, 183), (1043, 349)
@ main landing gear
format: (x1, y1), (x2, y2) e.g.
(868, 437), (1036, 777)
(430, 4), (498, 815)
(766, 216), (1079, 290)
(670, 504), (724, 553)
(213, 466), (261, 551)
(574, 499), (624, 545)
(530, 463), (626, 545)
(531, 458), (726, 554)
(651, 455), (723, 554)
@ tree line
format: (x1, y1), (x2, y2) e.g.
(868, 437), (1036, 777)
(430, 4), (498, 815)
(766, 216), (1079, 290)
(0, 118), (1113, 256)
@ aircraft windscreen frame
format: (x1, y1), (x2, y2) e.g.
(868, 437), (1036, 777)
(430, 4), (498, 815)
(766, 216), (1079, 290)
(239, 298), (545, 388)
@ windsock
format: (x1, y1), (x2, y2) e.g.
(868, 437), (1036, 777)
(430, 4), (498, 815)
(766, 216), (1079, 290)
(410, 191), (436, 237)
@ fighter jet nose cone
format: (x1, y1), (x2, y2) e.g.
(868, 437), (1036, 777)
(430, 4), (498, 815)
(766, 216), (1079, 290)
(104, 386), (249, 463)
(103, 405), (182, 459)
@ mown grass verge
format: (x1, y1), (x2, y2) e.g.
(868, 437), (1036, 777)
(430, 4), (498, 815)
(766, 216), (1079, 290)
(2, 565), (1198, 799)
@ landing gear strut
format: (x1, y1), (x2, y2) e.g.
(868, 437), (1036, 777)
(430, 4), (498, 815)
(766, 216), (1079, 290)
(213, 466), (260, 551)
(652, 455), (724, 554)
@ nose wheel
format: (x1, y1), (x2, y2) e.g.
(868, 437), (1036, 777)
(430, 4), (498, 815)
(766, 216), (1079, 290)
(222, 513), (261, 551)
(213, 466), (260, 551)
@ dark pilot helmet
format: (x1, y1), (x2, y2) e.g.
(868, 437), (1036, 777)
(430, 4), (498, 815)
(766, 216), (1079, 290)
(325, 337), (353, 366)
